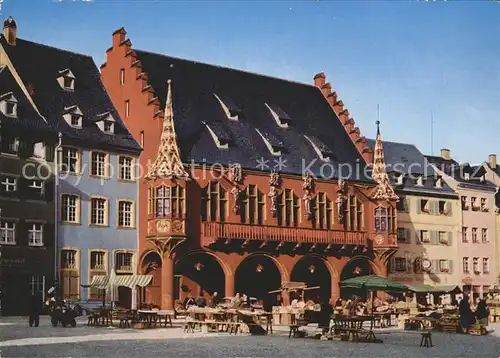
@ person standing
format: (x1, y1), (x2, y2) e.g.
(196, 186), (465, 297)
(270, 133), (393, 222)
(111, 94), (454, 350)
(475, 299), (489, 326)
(459, 294), (473, 333)
(28, 291), (42, 327)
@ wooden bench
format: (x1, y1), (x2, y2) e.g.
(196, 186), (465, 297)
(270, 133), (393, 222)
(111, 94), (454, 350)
(420, 332), (433, 347)
(184, 320), (241, 335)
(112, 311), (134, 328)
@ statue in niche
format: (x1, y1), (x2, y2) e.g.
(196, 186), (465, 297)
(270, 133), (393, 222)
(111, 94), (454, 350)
(302, 174), (314, 219)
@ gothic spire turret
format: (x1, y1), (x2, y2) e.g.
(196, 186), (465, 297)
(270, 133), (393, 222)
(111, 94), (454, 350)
(371, 120), (398, 201)
(146, 80), (190, 180)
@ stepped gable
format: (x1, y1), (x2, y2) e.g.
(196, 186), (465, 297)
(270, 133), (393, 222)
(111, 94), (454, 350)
(102, 29), (372, 181)
(0, 34), (141, 153)
(313, 72), (373, 164)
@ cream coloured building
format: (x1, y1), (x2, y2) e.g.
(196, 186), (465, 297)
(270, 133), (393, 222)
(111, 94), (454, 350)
(428, 150), (498, 299)
(483, 154), (500, 286)
(366, 140), (461, 288)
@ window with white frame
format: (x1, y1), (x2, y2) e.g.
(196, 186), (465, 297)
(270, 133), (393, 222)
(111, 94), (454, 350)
(463, 257), (469, 273)
(28, 223), (43, 246)
(0, 220), (15, 244)
(28, 179), (44, 198)
(61, 194), (79, 223)
(482, 228), (488, 243)
(29, 276), (45, 297)
(118, 200), (133, 228)
(90, 152), (107, 177)
(473, 257), (480, 273)
(60, 148), (80, 173)
(439, 259), (449, 272)
(1, 175), (17, 192)
(483, 258), (490, 274)
(480, 198), (488, 211)
(90, 251), (106, 271)
(90, 198), (108, 226)
(116, 252), (133, 272)
(118, 156), (133, 181)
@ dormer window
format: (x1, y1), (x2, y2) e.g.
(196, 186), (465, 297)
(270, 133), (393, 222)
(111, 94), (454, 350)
(464, 172), (470, 181)
(213, 93), (241, 120)
(415, 176), (424, 186)
(255, 128), (285, 156)
(434, 177), (442, 188)
(57, 69), (75, 91)
(63, 105), (83, 128)
(203, 121), (232, 149)
(304, 135), (335, 162)
(0, 92), (17, 118)
(265, 103), (291, 128)
(395, 173), (404, 185)
(95, 112), (115, 134)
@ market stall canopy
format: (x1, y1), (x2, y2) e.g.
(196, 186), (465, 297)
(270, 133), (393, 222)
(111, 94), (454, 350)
(84, 273), (153, 289)
(340, 275), (408, 291)
(268, 281), (320, 294)
(406, 284), (461, 293)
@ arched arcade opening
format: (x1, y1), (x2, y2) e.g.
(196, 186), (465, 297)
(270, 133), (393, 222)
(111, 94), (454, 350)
(290, 256), (331, 303)
(235, 254), (282, 306)
(175, 252), (226, 301)
(140, 251), (162, 307)
(340, 256), (374, 300)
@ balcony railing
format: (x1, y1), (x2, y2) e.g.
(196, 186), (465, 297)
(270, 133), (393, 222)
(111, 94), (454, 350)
(202, 222), (370, 246)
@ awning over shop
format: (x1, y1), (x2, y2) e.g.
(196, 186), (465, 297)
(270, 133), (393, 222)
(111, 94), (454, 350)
(84, 274), (153, 290)
(406, 284), (461, 293)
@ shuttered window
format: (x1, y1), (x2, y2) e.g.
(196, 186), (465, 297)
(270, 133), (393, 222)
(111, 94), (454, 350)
(60, 249), (79, 300)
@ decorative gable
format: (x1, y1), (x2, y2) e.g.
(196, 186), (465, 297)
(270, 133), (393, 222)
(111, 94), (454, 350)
(62, 105), (83, 128)
(370, 121), (398, 201)
(96, 112), (115, 134)
(213, 93), (241, 120)
(0, 92), (18, 117)
(57, 69), (76, 91)
(265, 103), (291, 128)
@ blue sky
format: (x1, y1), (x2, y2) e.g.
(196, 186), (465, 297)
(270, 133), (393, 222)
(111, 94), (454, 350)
(2, 0), (499, 164)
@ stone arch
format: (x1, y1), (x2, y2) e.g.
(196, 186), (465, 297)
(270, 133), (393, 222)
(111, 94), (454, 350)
(235, 253), (285, 306)
(175, 250), (227, 298)
(291, 255), (332, 302)
(140, 251), (162, 307)
(339, 255), (377, 299)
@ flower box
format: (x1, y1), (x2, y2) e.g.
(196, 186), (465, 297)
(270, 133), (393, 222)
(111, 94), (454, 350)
(440, 268), (449, 273)
(439, 238), (449, 245)
(421, 237), (430, 243)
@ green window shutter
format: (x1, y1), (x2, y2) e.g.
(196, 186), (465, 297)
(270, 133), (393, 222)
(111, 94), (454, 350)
(416, 230), (422, 244)
(447, 231), (453, 246)
(417, 200), (422, 214)
(405, 197), (411, 213)
(445, 201), (452, 216)
(430, 231), (438, 245)
(448, 260), (453, 274)
(405, 228), (411, 244)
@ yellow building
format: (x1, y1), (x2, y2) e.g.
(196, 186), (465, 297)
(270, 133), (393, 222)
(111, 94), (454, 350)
(483, 154), (500, 286)
(367, 140), (461, 288)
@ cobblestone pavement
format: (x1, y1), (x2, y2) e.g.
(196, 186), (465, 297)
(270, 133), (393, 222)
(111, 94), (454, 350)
(1, 316), (500, 357)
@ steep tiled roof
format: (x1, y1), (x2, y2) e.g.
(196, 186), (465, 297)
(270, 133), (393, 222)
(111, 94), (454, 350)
(426, 155), (496, 190)
(133, 50), (372, 181)
(0, 66), (54, 136)
(0, 35), (141, 154)
(366, 139), (456, 196)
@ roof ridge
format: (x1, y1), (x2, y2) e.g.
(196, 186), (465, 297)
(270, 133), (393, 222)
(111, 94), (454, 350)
(134, 48), (315, 89)
(9, 36), (93, 59)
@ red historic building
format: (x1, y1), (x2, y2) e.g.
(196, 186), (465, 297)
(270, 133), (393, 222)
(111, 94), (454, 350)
(100, 28), (399, 309)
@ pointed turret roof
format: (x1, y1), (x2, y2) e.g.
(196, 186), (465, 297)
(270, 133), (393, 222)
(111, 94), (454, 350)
(371, 121), (398, 201)
(146, 80), (190, 180)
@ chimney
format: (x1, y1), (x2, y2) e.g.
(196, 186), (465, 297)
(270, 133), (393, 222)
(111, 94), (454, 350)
(3, 17), (17, 46)
(440, 148), (451, 160)
(314, 72), (326, 88)
(321, 83), (331, 97)
(488, 154), (497, 169)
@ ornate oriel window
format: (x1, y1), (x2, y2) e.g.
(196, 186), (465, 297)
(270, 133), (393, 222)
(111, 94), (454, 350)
(201, 182), (226, 222)
(312, 192), (333, 229)
(374, 206), (387, 233)
(240, 185), (265, 225)
(149, 185), (185, 218)
(277, 189), (299, 227)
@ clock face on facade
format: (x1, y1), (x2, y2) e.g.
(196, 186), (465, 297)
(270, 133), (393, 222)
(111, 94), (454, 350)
(422, 259), (432, 270)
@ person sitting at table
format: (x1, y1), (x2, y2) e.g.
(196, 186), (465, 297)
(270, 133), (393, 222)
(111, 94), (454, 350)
(318, 300), (333, 334)
(208, 291), (219, 308)
(196, 292), (207, 308)
(459, 294), (474, 333)
(183, 293), (196, 308)
(231, 293), (242, 308)
(475, 299), (489, 326)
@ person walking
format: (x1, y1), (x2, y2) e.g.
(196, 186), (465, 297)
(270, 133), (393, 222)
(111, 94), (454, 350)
(28, 291), (42, 327)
